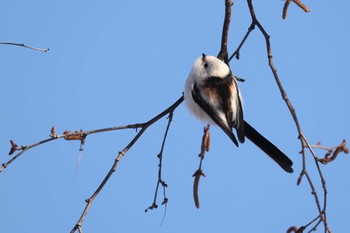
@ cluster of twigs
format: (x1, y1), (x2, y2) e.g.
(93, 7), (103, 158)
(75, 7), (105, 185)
(1, 1), (348, 233)
(194, 0), (347, 233)
(1, 95), (183, 233)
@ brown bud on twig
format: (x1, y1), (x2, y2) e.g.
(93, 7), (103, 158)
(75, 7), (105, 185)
(145, 203), (158, 212)
(160, 180), (168, 188)
(50, 126), (57, 138)
(63, 130), (77, 140)
(161, 198), (168, 206)
(63, 130), (71, 135)
(287, 226), (305, 233)
(51, 126), (55, 135)
(9, 140), (20, 155)
(80, 132), (86, 145)
(63, 129), (87, 143)
(297, 173), (304, 186)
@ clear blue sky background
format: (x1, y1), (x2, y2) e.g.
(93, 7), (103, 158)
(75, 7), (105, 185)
(1, 1), (349, 232)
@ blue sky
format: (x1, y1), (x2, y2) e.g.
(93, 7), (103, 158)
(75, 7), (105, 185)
(1, 1), (349, 232)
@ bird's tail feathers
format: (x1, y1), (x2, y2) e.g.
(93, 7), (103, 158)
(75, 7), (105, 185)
(244, 121), (293, 173)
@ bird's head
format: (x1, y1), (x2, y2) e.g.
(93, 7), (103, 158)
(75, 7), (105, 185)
(190, 53), (231, 83)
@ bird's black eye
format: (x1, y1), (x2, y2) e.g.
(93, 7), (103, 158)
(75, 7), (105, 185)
(204, 63), (208, 68)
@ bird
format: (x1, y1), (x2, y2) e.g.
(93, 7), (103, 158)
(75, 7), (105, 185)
(184, 53), (293, 173)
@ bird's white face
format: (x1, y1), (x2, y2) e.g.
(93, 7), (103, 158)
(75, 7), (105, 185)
(189, 54), (231, 83)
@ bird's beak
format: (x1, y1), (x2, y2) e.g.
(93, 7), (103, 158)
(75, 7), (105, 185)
(202, 53), (206, 60)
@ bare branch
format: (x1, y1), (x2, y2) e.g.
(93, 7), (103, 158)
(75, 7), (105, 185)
(145, 111), (174, 213)
(1, 124), (144, 173)
(70, 96), (184, 233)
(228, 1), (332, 232)
(1, 96), (184, 232)
(0, 42), (49, 52)
(2, 137), (55, 172)
(228, 23), (255, 62)
(218, 0), (233, 64)
(2, 1), (344, 232)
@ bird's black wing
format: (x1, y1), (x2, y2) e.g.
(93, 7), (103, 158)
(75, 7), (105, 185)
(192, 83), (239, 147)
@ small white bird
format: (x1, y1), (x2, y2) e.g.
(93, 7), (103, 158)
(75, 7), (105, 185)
(184, 54), (293, 173)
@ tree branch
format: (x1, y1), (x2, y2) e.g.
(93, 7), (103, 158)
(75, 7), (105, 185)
(145, 111), (174, 213)
(217, 0), (233, 64)
(241, 1), (331, 232)
(0, 42), (49, 52)
(2, 1), (344, 233)
(2, 124), (144, 173)
(70, 95), (184, 233)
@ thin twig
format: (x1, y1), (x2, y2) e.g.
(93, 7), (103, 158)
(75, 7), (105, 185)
(0, 42), (49, 52)
(145, 111), (174, 213)
(70, 96), (184, 233)
(245, 1), (331, 232)
(301, 133), (330, 232)
(228, 23), (255, 62)
(1, 124), (145, 173)
(1, 138), (55, 172)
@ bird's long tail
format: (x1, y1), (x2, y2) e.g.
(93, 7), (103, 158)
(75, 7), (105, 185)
(244, 120), (293, 173)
